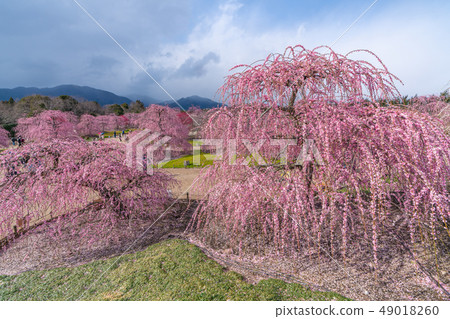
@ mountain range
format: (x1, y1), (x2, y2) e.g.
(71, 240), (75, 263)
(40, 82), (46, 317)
(0, 85), (221, 109)
(161, 95), (222, 109)
(0, 85), (131, 106)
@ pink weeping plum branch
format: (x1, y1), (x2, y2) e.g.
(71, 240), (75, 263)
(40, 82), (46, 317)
(190, 45), (450, 271)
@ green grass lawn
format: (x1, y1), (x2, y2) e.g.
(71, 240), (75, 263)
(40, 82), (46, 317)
(160, 153), (216, 168)
(0, 239), (348, 301)
(83, 129), (135, 141)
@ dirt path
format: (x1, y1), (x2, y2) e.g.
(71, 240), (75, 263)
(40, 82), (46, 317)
(163, 168), (206, 200)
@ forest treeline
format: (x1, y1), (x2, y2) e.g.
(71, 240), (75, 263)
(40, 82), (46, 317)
(0, 94), (146, 133)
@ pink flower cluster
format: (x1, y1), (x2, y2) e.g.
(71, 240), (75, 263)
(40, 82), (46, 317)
(0, 139), (174, 245)
(191, 45), (450, 267)
(0, 127), (9, 147)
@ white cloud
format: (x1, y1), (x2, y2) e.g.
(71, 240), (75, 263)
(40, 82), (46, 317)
(135, 0), (449, 100)
(137, 1), (305, 99)
(3, 0), (446, 100)
(327, 5), (450, 97)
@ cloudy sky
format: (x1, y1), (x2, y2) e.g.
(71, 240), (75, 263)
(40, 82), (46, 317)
(1, 0), (449, 101)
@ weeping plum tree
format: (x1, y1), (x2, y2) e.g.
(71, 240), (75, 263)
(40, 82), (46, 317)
(78, 114), (131, 136)
(15, 110), (78, 141)
(190, 45), (450, 267)
(409, 95), (448, 115)
(0, 127), (9, 147)
(108, 114), (130, 131)
(95, 114), (117, 132)
(440, 106), (450, 135)
(409, 95), (450, 135)
(136, 104), (191, 155)
(0, 139), (174, 245)
(177, 111), (194, 129)
(76, 114), (101, 137)
(124, 112), (141, 128)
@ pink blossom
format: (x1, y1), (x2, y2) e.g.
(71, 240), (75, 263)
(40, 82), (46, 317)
(0, 128), (9, 147)
(189, 45), (450, 268)
(0, 139), (175, 245)
(15, 110), (78, 141)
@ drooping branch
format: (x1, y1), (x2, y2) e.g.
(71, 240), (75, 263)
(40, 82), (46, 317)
(0, 139), (174, 244)
(194, 44), (450, 272)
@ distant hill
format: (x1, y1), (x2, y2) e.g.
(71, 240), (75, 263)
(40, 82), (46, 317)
(0, 85), (132, 106)
(162, 95), (222, 109)
(127, 94), (162, 106)
(0, 85), (222, 109)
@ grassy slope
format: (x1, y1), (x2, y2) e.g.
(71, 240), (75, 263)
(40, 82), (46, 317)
(0, 239), (348, 301)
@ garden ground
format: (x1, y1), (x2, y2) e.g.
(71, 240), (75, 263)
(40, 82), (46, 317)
(0, 239), (348, 301)
(163, 168), (205, 200)
(0, 201), (448, 301)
